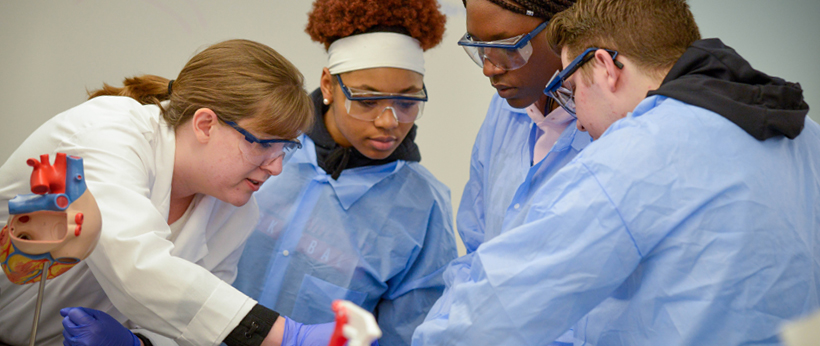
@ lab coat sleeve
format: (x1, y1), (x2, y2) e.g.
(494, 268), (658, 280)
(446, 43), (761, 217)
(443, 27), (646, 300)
(127, 239), (249, 346)
(376, 191), (458, 346)
(57, 124), (256, 346)
(210, 238), (247, 284)
(412, 162), (643, 346)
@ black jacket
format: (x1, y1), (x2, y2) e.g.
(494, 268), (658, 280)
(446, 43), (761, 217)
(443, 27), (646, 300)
(647, 38), (808, 140)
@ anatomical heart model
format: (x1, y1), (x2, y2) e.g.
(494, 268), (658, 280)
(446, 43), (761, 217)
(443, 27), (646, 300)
(328, 300), (382, 346)
(0, 153), (101, 345)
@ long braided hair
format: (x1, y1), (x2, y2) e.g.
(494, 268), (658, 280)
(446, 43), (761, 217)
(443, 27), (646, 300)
(462, 0), (574, 20)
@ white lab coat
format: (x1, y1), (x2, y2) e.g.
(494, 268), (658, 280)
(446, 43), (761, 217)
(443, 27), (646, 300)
(0, 96), (259, 346)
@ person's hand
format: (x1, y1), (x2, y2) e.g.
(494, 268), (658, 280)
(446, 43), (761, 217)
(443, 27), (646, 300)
(281, 316), (379, 346)
(61, 307), (141, 346)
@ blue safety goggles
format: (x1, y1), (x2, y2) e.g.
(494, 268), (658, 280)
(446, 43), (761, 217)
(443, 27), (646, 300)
(457, 21), (548, 71)
(224, 120), (301, 166)
(224, 120), (302, 150)
(336, 75), (428, 123)
(543, 47), (624, 117)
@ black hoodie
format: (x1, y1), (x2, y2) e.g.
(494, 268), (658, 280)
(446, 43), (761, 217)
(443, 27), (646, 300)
(647, 38), (808, 140)
(306, 88), (421, 180)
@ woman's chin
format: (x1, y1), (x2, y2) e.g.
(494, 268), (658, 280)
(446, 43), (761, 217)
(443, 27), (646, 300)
(361, 149), (393, 161)
(359, 141), (398, 160)
(218, 191), (253, 207)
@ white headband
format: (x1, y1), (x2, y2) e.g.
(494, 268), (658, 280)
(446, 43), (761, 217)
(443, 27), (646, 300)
(327, 32), (425, 75)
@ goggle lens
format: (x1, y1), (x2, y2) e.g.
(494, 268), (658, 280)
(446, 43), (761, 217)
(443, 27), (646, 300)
(238, 140), (300, 167)
(344, 98), (425, 123)
(461, 42), (534, 71)
(336, 75), (427, 123)
(224, 120), (302, 167)
(545, 70), (577, 117)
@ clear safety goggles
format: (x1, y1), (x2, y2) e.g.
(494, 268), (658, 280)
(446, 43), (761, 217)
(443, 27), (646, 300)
(223, 120), (302, 167)
(336, 75), (428, 124)
(457, 21), (548, 71)
(543, 47), (623, 117)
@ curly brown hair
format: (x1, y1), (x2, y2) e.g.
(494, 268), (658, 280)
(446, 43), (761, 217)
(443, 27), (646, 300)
(306, 0), (446, 51)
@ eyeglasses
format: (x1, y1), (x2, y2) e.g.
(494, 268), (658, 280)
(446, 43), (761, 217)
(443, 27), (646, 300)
(336, 75), (428, 123)
(457, 21), (548, 71)
(543, 47), (624, 117)
(223, 120), (302, 166)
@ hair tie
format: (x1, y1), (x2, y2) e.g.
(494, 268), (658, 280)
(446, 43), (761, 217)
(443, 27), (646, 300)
(167, 79), (174, 96)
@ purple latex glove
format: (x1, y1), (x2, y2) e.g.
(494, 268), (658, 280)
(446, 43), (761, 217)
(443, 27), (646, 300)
(282, 317), (335, 346)
(282, 316), (379, 346)
(61, 307), (140, 346)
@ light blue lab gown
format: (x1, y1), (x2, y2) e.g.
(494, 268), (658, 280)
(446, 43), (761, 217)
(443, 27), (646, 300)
(233, 134), (457, 346)
(412, 95), (820, 345)
(415, 94), (591, 344)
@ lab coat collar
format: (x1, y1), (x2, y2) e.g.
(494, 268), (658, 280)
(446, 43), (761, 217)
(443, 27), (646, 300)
(138, 102), (212, 263)
(137, 103), (175, 220)
(169, 194), (212, 262)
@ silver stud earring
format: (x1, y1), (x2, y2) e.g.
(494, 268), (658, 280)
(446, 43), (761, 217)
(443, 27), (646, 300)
(323, 98), (330, 105)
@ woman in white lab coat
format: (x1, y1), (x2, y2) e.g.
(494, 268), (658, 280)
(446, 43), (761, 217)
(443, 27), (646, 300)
(0, 39), (314, 346)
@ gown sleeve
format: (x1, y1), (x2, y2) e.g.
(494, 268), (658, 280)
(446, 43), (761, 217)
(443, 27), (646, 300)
(413, 95), (506, 344)
(454, 99), (499, 255)
(413, 162), (643, 345)
(375, 181), (458, 346)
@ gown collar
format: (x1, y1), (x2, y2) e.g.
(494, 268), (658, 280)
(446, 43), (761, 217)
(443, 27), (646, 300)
(291, 135), (405, 210)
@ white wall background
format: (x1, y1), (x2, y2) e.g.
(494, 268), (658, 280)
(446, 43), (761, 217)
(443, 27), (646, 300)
(1, 1), (818, 256)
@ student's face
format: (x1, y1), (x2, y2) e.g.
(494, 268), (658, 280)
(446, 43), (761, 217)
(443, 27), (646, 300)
(321, 67), (421, 160)
(465, 0), (562, 109)
(561, 48), (623, 140)
(200, 113), (284, 206)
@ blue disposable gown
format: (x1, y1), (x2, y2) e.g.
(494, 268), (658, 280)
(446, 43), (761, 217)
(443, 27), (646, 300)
(233, 134), (457, 346)
(412, 95), (820, 345)
(415, 94), (591, 344)
(456, 94), (591, 252)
